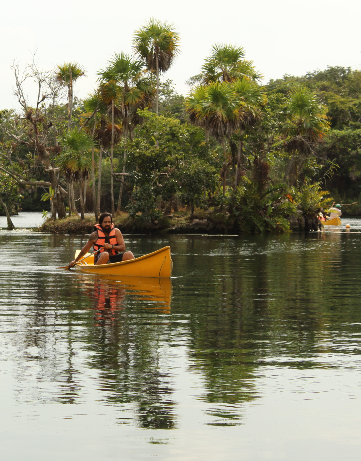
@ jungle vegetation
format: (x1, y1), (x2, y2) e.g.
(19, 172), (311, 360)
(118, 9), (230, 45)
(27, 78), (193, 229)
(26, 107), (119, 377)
(1, 19), (360, 232)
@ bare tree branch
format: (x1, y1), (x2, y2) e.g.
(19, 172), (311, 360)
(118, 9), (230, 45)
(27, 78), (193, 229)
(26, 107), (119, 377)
(0, 165), (52, 187)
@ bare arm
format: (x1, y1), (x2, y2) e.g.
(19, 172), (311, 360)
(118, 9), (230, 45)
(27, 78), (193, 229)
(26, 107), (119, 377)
(67, 232), (97, 268)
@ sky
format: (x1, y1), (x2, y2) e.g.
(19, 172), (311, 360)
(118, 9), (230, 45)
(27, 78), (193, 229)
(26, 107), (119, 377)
(2, 0), (361, 110)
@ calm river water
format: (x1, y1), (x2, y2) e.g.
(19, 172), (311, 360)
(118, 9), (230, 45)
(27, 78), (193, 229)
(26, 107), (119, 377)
(1, 215), (361, 460)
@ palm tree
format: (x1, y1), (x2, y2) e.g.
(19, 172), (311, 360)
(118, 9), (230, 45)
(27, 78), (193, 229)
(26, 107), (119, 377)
(133, 18), (180, 115)
(99, 53), (155, 212)
(93, 112), (122, 217)
(56, 63), (85, 130)
(203, 44), (262, 83)
(232, 78), (265, 188)
(186, 81), (238, 194)
(83, 91), (108, 220)
(96, 79), (120, 215)
(283, 87), (330, 185)
(57, 129), (94, 219)
(188, 44), (262, 87)
(116, 77), (154, 212)
(100, 53), (148, 139)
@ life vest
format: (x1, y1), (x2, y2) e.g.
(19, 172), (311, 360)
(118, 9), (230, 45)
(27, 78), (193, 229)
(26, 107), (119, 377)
(93, 223), (118, 256)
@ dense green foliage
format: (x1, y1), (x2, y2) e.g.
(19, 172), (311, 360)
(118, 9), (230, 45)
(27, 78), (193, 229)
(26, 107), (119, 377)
(1, 21), (361, 230)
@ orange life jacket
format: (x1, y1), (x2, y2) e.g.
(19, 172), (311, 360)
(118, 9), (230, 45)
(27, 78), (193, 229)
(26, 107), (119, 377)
(93, 223), (118, 256)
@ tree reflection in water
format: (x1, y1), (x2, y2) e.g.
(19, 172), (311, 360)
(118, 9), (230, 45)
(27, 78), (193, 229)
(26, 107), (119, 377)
(81, 275), (176, 429)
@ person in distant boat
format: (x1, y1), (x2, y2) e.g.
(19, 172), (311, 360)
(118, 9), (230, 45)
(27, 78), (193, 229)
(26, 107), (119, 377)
(327, 203), (342, 221)
(318, 209), (326, 222)
(67, 212), (134, 268)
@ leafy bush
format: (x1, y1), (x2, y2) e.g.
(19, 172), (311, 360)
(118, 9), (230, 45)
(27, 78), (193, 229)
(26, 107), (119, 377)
(126, 184), (162, 227)
(292, 181), (332, 217)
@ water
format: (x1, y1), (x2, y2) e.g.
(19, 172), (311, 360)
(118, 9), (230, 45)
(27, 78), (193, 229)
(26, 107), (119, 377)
(0, 211), (44, 229)
(1, 223), (361, 460)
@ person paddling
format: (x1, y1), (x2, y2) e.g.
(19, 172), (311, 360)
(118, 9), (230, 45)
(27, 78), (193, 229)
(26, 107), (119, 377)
(327, 203), (342, 220)
(67, 213), (134, 269)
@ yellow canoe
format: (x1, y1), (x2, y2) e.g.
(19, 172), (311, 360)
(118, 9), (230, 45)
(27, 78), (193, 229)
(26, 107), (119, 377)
(75, 246), (173, 278)
(322, 217), (342, 226)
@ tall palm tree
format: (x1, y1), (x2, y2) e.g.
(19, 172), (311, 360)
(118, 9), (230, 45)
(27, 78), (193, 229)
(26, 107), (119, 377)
(133, 18), (180, 115)
(57, 129), (94, 219)
(99, 53), (155, 212)
(95, 79), (120, 215)
(100, 53), (148, 139)
(186, 81), (238, 194)
(56, 63), (85, 130)
(232, 78), (265, 188)
(116, 77), (154, 212)
(188, 44), (262, 87)
(283, 87), (330, 185)
(83, 91), (108, 220)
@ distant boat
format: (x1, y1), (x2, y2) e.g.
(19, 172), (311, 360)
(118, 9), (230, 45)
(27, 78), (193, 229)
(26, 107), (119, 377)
(74, 246), (172, 278)
(322, 217), (342, 226)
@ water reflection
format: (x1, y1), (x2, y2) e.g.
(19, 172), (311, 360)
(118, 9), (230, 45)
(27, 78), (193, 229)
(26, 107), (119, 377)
(78, 274), (175, 428)
(3, 231), (361, 456)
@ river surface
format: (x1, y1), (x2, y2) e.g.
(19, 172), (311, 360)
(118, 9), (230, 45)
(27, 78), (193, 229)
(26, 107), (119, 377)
(0, 211), (45, 229)
(1, 216), (361, 460)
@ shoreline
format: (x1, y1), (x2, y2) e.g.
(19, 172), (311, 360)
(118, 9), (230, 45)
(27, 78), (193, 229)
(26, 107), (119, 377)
(34, 211), (324, 235)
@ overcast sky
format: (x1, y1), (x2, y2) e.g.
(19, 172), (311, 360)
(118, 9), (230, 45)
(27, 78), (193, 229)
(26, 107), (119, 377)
(2, 0), (361, 110)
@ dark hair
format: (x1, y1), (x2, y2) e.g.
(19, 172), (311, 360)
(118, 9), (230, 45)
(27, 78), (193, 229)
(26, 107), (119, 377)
(99, 212), (113, 225)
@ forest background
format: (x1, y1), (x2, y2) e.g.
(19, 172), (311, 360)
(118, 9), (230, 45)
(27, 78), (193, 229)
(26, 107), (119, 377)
(1, 19), (361, 233)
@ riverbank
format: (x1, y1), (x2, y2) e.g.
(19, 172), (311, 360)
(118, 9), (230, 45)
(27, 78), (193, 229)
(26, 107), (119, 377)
(37, 211), (234, 234)
(36, 210), (323, 234)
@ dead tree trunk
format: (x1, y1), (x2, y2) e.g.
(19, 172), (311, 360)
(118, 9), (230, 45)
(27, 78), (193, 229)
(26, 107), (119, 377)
(0, 197), (15, 230)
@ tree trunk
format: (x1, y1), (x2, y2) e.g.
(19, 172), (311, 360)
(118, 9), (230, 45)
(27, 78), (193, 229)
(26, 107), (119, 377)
(55, 186), (66, 219)
(97, 148), (103, 216)
(66, 178), (72, 216)
(156, 52), (159, 116)
(47, 167), (66, 220)
(69, 181), (74, 215)
(83, 178), (87, 209)
(79, 179), (85, 220)
(222, 138), (227, 196)
(116, 150), (127, 213)
(68, 68), (73, 130)
(235, 132), (243, 190)
(205, 129), (209, 143)
(110, 99), (115, 215)
(91, 121), (97, 220)
(71, 181), (78, 216)
(0, 197), (15, 230)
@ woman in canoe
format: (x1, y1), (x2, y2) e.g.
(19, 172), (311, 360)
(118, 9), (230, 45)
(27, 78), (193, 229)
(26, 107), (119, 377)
(67, 213), (134, 269)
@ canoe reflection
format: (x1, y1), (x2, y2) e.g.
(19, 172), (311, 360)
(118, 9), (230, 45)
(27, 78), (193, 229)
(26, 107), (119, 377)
(114, 276), (172, 312)
(81, 275), (172, 324)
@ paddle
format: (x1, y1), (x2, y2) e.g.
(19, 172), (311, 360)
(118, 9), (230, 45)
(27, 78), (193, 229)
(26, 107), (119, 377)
(58, 248), (102, 270)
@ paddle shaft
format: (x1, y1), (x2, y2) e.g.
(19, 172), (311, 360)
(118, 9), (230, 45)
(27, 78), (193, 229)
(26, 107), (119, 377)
(75, 248), (102, 266)
(332, 202), (357, 206)
(58, 247), (103, 269)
